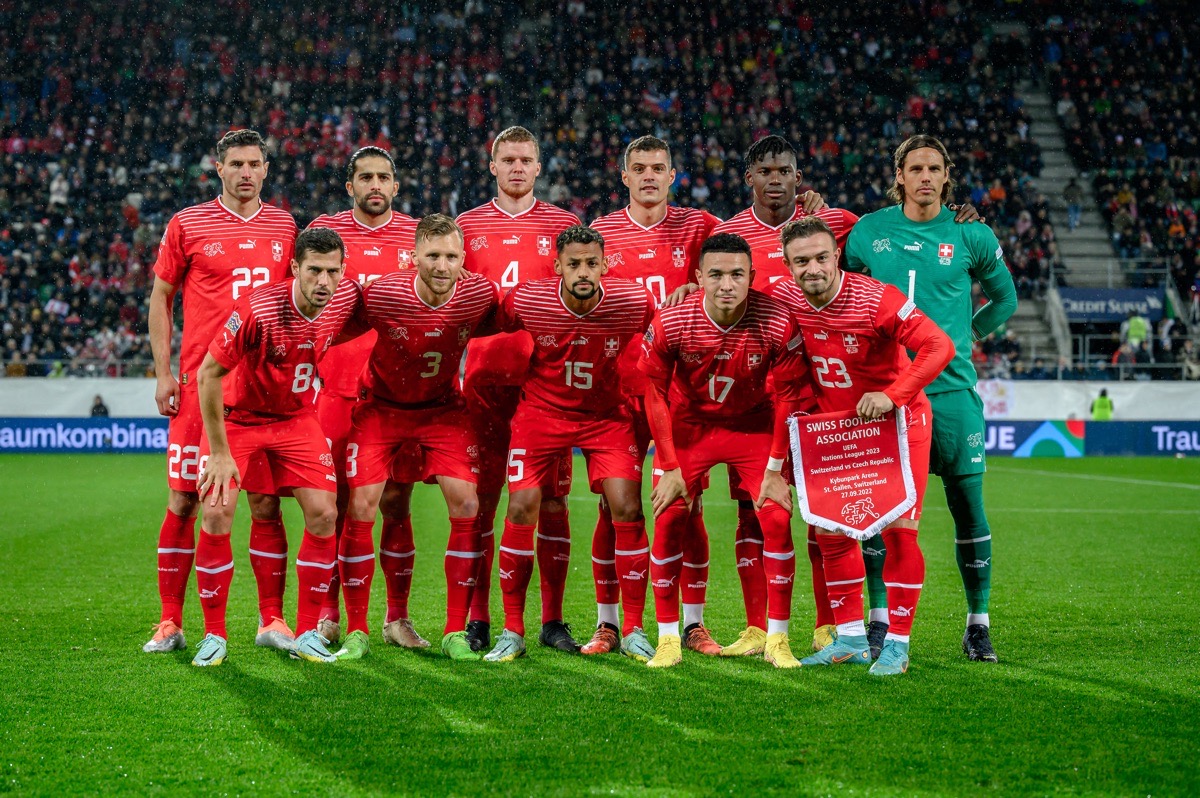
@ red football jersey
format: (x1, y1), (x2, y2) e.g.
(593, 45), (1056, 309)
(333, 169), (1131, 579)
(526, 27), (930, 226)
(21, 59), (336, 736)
(154, 198), (298, 387)
(639, 290), (804, 428)
(498, 277), (656, 417)
(714, 205), (859, 291)
(769, 272), (951, 413)
(457, 198), (582, 385)
(591, 205), (722, 399)
(360, 271), (500, 406)
(306, 209), (419, 398)
(209, 278), (365, 423)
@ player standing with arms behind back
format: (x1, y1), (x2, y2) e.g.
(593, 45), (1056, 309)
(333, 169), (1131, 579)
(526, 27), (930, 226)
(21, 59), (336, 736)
(456, 126), (581, 653)
(144, 129), (297, 655)
(586, 135), (723, 657)
(844, 135), (1016, 662)
(306, 147), (423, 650)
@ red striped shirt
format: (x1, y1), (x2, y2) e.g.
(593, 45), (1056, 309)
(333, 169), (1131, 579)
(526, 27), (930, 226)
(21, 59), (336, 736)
(714, 205), (859, 291)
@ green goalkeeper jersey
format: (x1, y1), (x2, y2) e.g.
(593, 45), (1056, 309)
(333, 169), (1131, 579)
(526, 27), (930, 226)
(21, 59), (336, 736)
(844, 204), (1017, 394)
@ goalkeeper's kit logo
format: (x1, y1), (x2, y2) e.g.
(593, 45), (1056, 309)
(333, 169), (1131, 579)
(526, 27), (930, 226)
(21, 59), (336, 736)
(967, 432), (983, 448)
(964, 558), (992, 569)
(872, 238), (892, 253)
(862, 547), (885, 557)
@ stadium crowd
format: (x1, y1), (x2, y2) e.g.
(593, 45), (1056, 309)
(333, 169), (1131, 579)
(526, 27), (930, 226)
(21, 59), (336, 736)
(2, 0), (1059, 378)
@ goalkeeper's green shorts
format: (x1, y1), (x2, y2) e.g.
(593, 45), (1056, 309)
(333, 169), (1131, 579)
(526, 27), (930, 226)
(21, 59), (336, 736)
(927, 388), (987, 477)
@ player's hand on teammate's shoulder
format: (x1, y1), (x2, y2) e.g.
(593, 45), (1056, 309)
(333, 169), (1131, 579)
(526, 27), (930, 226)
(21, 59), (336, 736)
(856, 392), (895, 421)
(755, 469), (793, 514)
(650, 468), (691, 517)
(800, 190), (827, 213)
(155, 373), (180, 417)
(662, 283), (699, 307)
(950, 203), (983, 223)
(198, 452), (240, 507)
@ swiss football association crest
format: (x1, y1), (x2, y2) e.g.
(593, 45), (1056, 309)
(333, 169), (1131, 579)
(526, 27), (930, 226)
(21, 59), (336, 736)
(606, 252), (626, 268)
(271, 240), (283, 263)
(672, 246), (686, 268)
(842, 333), (859, 353)
(537, 236), (551, 256)
(470, 236), (488, 251)
(938, 243), (955, 265)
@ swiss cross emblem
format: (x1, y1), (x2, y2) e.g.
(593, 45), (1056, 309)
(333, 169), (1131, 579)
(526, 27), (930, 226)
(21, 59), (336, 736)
(747, 352), (763, 368)
(672, 246), (686, 268)
(537, 235), (551, 255)
(399, 250), (412, 266)
(842, 333), (859, 353)
(271, 240), (283, 262)
(605, 336), (620, 356)
(938, 243), (955, 265)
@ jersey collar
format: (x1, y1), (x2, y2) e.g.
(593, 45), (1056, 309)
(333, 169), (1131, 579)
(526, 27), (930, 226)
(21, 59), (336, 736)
(216, 196), (264, 224)
(803, 271), (845, 312)
(490, 197), (538, 219)
(413, 271), (456, 309)
(556, 278), (606, 319)
(290, 279), (328, 323)
(623, 205), (669, 232)
(749, 204), (801, 232)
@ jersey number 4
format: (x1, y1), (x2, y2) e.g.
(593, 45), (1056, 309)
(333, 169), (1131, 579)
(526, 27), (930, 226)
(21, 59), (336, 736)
(811, 356), (853, 388)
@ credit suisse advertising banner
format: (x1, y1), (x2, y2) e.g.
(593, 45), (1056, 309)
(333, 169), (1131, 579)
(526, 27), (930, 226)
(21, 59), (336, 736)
(1057, 288), (1164, 322)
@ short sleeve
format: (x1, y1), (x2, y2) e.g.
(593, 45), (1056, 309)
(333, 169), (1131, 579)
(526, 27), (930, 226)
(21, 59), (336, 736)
(209, 298), (257, 371)
(153, 214), (187, 286)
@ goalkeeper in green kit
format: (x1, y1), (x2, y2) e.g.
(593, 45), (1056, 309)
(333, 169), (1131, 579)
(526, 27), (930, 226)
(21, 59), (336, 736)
(844, 135), (1016, 663)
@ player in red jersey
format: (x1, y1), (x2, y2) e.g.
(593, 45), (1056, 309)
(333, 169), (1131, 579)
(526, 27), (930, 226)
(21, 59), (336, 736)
(584, 135), (723, 656)
(338, 215), (500, 662)
(760, 216), (954, 676)
(189, 227), (367, 667)
(639, 232), (809, 669)
(456, 126), (582, 653)
(306, 146), (423, 649)
(483, 225), (657, 663)
(144, 129), (298, 655)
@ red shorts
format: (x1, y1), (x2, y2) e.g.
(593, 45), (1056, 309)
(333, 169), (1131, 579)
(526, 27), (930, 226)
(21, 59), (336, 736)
(659, 421), (775, 504)
(899, 407), (932, 522)
(346, 399), (480, 488)
(465, 380), (571, 496)
(316, 391), (356, 480)
(508, 404), (641, 493)
(200, 413), (336, 494)
(169, 389), (275, 494)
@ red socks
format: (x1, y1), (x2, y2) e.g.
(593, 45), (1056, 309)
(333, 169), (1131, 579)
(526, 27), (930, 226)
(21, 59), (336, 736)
(195, 530), (233, 638)
(882, 526), (925, 636)
(248, 517), (287, 623)
(680, 506), (710, 608)
(380, 517), (415, 624)
(816, 532), (866, 627)
(650, 503), (688, 624)
(445, 517), (482, 635)
(614, 519), (649, 634)
(469, 504), (497, 624)
(295, 530), (337, 635)
(734, 504), (768, 629)
(319, 515), (345, 623)
(591, 504), (619, 604)
(807, 525), (834, 627)
(157, 510), (197, 627)
(757, 503), (795, 624)
(536, 507), (571, 625)
(498, 520), (536, 637)
(339, 519), (376, 635)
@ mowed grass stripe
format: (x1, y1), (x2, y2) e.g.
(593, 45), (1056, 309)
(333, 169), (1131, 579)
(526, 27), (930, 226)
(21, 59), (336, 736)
(1, 455), (1197, 796)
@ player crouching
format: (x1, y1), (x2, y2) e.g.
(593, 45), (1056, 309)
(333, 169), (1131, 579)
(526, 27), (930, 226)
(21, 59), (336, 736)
(191, 228), (366, 666)
(761, 217), (953, 675)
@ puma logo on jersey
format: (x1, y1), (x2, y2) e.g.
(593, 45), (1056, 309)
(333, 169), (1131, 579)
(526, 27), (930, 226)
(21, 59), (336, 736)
(425, 328), (443, 337)
(570, 336), (589, 346)
(638, 249), (657, 260)
(503, 235), (521, 245)
(903, 241), (923, 252)
(238, 239), (257, 250)
(715, 352), (732, 360)
(363, 246), (382, 256)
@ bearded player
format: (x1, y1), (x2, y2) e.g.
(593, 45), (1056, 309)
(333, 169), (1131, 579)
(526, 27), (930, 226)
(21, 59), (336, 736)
(307, 146), (425, 651)
(145, 129), (297, 655)
(843, 135), (1016, 662)
(484, 226), (657, 663)
(760, 216), (954, 676)
(457, 126), (582, 653)
(585, 135), (722, 657)
(640, 233), (808, 669)
(190, 227), (366, 667)
(337, 214), (500, 661)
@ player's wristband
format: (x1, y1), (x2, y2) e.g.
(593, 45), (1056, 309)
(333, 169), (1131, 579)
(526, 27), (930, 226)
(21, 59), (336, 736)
(766, 457), (785, 472)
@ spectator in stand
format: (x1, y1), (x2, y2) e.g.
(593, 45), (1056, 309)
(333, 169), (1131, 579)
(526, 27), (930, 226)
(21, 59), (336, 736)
(1063, 178), (1083, 231)
(1180, 339), (1200, 380)
(90, 394), (110, 417)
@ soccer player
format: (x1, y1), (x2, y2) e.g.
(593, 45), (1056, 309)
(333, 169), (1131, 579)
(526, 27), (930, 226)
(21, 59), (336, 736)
(190, 227), (366, 667)
(586, 135), (722, 657)
(761, 216), (954, 676)
(145, 129), (298, 655)
(306, 146), (423, 650)
(457, 126), (582, 653)
(711, 134), (857, 655)
(339, 214), (500, 661)
(484, 225), (657, 663)
(640, 233), (808, 669)
(843, 135), (1016, 662)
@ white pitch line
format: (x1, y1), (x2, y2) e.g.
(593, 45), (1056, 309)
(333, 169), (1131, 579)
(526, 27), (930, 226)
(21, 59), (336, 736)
(988, 508), (1198, 514)
(988, 466), (1200, 491)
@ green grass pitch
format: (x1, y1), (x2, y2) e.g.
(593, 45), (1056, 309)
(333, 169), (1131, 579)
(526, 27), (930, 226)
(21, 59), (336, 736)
(2, 454), (1198, 796)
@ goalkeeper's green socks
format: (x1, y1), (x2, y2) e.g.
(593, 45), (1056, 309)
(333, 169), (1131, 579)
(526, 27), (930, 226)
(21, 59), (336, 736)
(944, 473), (992, 617)
(861, 534), (888, 620)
